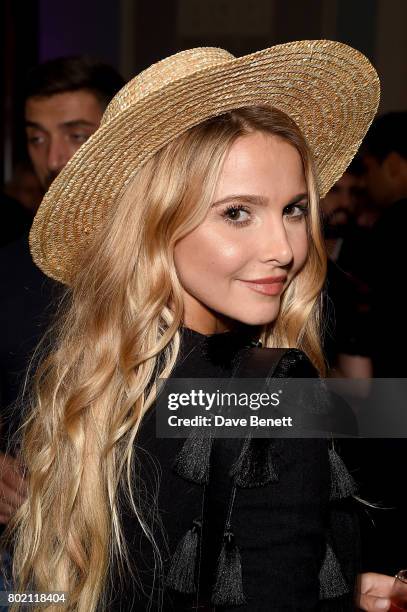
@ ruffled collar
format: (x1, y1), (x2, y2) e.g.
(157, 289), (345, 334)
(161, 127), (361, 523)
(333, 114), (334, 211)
(180, 324), (262, 370)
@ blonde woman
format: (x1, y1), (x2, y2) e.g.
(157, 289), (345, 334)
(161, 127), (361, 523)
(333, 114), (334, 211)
(3, 43), (394, 610)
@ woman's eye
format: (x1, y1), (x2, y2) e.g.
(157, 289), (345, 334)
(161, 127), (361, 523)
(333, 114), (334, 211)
(284, 203), (309, 219)
(223, 205), (251, 226)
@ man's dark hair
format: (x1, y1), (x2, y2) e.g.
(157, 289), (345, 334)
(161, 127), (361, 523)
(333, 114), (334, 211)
(24, 56), (125, 110)
(346, 156), (364, 177)
(362, 112), (407, 162)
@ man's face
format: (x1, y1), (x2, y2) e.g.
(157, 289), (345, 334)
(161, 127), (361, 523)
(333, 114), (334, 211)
(321, 172), (360, 219)
(25, 90), (104, 190)
(361, 153), (394, 208)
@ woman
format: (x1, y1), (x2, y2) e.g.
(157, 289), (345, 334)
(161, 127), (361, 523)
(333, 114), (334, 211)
(5, 42), (394, 610)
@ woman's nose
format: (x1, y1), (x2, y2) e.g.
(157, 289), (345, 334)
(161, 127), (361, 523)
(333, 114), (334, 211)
(257, 219), (294, 267)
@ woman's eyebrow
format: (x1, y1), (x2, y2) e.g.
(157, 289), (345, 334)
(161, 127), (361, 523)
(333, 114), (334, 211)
(211, 192), (308, 207)
(211, 195), (268, 207)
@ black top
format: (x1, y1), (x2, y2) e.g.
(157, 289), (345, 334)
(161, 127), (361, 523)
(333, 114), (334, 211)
(322, 260), (372, 366)
(106, 328), (360, 611)
(350, 199), (407, 573)
(0, 232), (61, 453)
(0, 194), (32, 248)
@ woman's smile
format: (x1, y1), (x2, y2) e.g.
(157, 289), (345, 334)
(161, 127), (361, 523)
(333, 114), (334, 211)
(237, 278), (286, 296)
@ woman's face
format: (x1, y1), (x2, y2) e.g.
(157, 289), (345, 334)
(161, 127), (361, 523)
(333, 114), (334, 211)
(174, 130), (309, 334)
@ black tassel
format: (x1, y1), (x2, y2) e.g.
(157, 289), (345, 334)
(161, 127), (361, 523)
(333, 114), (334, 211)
(319, 540), (349, 599)
(329, 448), (357, 500)
(230, 437), (279, 488)
(166, 518), (201, 594)
(211, 530), (246, 606)
(172, 431), (213, 484)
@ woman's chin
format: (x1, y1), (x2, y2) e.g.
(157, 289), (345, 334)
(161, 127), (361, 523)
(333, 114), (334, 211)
(226, 308), (280, 327)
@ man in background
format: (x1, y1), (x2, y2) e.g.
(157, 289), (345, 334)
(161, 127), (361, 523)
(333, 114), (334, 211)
(4, 161), (43, 217)
(360, 112), (407, 377)
(320, 162), (373, 380)
(0, 56), (124, 524)
(23, 56), (123, 193)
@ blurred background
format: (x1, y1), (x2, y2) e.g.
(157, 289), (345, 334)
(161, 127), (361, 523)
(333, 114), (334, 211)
(2, 0), (407, 578)
(2, 0), (407, 183)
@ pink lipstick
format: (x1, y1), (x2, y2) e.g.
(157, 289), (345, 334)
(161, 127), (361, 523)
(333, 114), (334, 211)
(239, 275), (287, 296)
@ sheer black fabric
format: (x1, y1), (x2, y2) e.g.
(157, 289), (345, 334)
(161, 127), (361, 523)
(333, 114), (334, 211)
(106, 328), (360, 610)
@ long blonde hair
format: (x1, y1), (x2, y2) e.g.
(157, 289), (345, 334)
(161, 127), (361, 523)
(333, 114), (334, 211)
(7, 106), (326, 610)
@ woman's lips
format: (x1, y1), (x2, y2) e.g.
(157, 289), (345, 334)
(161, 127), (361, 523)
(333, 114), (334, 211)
(239, 276), (287, 296)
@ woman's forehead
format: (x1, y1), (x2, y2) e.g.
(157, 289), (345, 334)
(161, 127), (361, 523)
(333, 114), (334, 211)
(214, 131), (307, 203)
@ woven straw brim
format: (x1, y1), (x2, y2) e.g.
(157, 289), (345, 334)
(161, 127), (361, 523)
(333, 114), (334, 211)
(29, 40), (380, 285)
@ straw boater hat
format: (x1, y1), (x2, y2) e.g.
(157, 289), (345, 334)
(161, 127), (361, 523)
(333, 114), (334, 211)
(29, 40), (380, 285)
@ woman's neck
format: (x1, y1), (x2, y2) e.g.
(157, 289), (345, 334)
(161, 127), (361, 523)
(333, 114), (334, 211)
(182, 321), (262, 339)
(182, 310), (236, 335)
(180, 291), (240, 334)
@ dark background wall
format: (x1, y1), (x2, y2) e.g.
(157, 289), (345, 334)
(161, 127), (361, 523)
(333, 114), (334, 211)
(2, 0), (407, 183)
(38, 0), (120, 67)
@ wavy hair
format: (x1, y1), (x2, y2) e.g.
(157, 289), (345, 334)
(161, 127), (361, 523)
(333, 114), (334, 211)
(7, 106), (326, 610)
